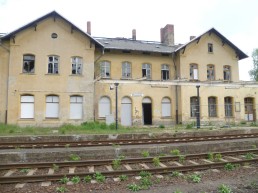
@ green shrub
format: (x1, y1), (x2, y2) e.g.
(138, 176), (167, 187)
(188, 174), (201, 183)
(94, 172), (105, 183)
(71, 176), (80, 184)
(59, 176), (69, 184)
(112, 159), (121, 170)
(140, 177), (152, 189)
(69, 154), (81, 161)
(218, 184), (232, 193)
(224, 163), (237, 171)
(214, 153), (222, 161)
(127, 183), (141, 192)
(170, 149), (180, 156)
(153, 157), (160, 167)
(141, 150), (150, 158)
(139, 171), (152, 178)
(119, 175), (128, 181)
(159, 124), (165, 128)
(207, 152), (214, 161)
(56, 186), (68, 193)
(245, 152), (255, 160)
(83, 175), (92, 183)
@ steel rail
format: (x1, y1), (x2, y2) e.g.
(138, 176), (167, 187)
(0, 158), (257, 184)
(0, 148), (257, 170)
(0, 133), (258, 149)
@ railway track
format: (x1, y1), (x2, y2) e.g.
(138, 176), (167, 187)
(1, 133), (258, 149)
(0, 148), (257, 184)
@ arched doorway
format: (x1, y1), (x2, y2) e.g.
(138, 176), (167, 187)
(121, 97), (132, 126)
(142, 97), (152, 125)
(245, 97), (255, 121)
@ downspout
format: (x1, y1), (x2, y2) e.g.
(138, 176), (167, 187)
(0, 39), (10, 124)
(93, 48), (105, 121)
(172, 52), (179, 124)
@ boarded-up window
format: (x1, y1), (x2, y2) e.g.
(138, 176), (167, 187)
(70, 96), (83, 119)
(162, 97), (171, 117)
(46, 95), (59, 118)
(99, 96), (111, 118)
(21, 95), (34, 118)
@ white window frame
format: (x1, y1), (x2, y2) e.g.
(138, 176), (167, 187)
(190, 97), (198, 117)
(100, 61), (111, 78)
(23, 54), (35, 73)
(122, 61), (131, 78)
(20, 95), (34, 119)
(223, 65), (231, 81)
(71, 57), (82, 75)
(48, 55), (59, 74)
(161, 64), (169, 80)
(207, 64), (215, 80)
(99, 96), (111, 118)
(161, 97), (171, 117)
(70, 96), (83, 119)
(142, 63), (151, 79)
(190, 64), (198, 80)
(46, 95), (59, 118)
(224, 97), (233, 117)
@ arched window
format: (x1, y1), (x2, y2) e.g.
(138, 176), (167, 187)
(23, 54), (35, 73)
(161, 97), (171, 117)
(224, 97), (233, 117)
(99, 96), (111, 118)
(100, 61), (111, 78)
(190, 64), (198, 80)
(208, 97), (217, 117)
(161, 64), (169, 80)
(70, 96), (83, 119)
(207, 64), (215, 80)
(122, 61), (131, 78)
(223, 65), (231, 81)
(46, 95), (59, 118)
(20, 95), (34, 118)
(71, 57), (82, 75)
(190, 96), (198, 117)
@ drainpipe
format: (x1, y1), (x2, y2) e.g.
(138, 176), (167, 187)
(0, 39), (10, 124)
(172, 52), (179, 124)
(93, 48), (105, 121)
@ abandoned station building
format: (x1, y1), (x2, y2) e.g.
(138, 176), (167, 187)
(0, 11), (256, 127)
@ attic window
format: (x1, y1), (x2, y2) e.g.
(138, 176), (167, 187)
(51, 33), (58, 39)
(208, 43), (213, 53)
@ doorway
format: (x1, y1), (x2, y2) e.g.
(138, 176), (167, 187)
(121, 97), (132, 126)
(142, 97), (152, 125)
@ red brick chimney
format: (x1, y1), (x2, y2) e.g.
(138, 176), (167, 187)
(87, 21), (91, 35)
(160, 24), (174, 46)
(132, 29), (136, 40)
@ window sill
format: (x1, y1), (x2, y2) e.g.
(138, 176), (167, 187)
(69, 74), (84, 77)
(189, 79), (199, 82)
(20, 73), (36, 75)
(161, 116), (172, 119)
(101, 77), (111, 79)
(45, 74), (60, 76)
(121, 77), (132, 80)
(44, 118), (59, 120)
(19, 118), (35, 121)
(208, 52), (214, 54)
(97, 117), (106, 120)
(225, 116), (235, 118)
(208, 116), (218, 118)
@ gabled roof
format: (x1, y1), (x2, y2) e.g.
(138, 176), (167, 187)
(0, 11), (103, 48)
(175, 28), (248, 60)
(95, 37), (181, 54)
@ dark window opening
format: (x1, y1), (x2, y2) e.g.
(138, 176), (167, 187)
(208, 43), (213, 53)
(23, 55), (35, 73)
(143, 103), (152, 125)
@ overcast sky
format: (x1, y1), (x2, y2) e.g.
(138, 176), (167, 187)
(1, 0), (257, 81)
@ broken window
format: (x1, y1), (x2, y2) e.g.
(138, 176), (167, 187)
(224, 97), (233, 117)
(142, 63), (151, 79)
(208, 97), (217, 117)
(190, 64), (198, 80)
(208, 43), (213, 53)
(48, 56), (59, 74)
(190, 96), (199, 117)
(23, 55), (35, 73)
(122, 61), (131, 78)
(207, 64), (215, 80)
(71, 57), (82, 75)
(161, 64), (169, 80)
(100, 61), (111, 78)
(223, 65), (231, 81)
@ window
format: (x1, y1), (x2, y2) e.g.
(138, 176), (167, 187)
(23, 55), (35, 73)
(99, 96), (111, 118)
(142, 63), (151, 79)
(190, 97), (199, 117)
(161, 64), (169, 80)
(20, 95), (34, 118)
(190, 64), (198, 80)
(161, 97), (171, 117)
(208, 43), (213, 53)
(71, 57), (82, 75)
(70, 96), (83, 119)
(48, 56), (59, 74)
(224, 97), (233, 117)
(207, 64), (215, 80)
(100, 61), (110, 78)
(122, 61), (131, 78)
(208, 97), (217, 117)
(46, 95), (59, 118)
(223, 65), (231, 81)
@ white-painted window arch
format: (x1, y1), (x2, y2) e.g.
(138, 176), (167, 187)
(161, 97), (171, 117)
(46, 95), (59, 118)
(99, 96), (111, 118)
(70, 96), (83, 119)
(142, 97), (152, 103)
(21, 95), (34, 118)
